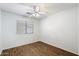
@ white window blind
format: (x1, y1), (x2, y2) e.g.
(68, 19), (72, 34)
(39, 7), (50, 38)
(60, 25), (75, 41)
(26, 23), (33, 34)
(16, 20), (33, 34)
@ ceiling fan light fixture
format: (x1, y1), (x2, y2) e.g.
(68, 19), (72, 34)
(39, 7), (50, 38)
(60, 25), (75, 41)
(26, 5), (47, 18)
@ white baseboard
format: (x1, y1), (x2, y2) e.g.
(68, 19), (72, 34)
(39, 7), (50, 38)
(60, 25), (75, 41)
(41, 40), (78, 55)
(3, 40), (38, 50)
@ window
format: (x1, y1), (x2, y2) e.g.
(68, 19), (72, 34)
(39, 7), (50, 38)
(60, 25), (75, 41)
(16, 20), (33, 34)
(26, 22), (33, 34)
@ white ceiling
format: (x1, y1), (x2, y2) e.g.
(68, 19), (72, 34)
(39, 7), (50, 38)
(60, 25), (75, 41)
(0, 3), (78, 17)
(47, 3), (77, 14)
(0, 3), (33, 16)
(19, 3), (78, 15)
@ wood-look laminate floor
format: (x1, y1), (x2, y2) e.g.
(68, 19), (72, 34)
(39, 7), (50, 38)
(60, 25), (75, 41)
(1, 41), (77, 56)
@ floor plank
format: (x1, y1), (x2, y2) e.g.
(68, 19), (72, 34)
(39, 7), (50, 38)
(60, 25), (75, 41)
(1, 41), (78, 56)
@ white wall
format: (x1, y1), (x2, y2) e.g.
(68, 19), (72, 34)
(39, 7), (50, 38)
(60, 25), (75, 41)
(0, 9), (2, 54)
(78, 4), (79, 55)
(2, 10), (39, 49)
(0, 4), (78, 55)
(40, 7), (78, 54)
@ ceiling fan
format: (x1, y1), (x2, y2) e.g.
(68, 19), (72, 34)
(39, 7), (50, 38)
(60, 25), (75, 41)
(26, 5), (46, 18)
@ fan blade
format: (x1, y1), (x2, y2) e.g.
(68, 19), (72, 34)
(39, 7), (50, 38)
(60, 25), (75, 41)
(35, 6), (40, 12)
(33, 6), (40, 12)
(26, 12), (32, 15)
(26, 11), (35, 15)
(38, 12), (46, 15)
